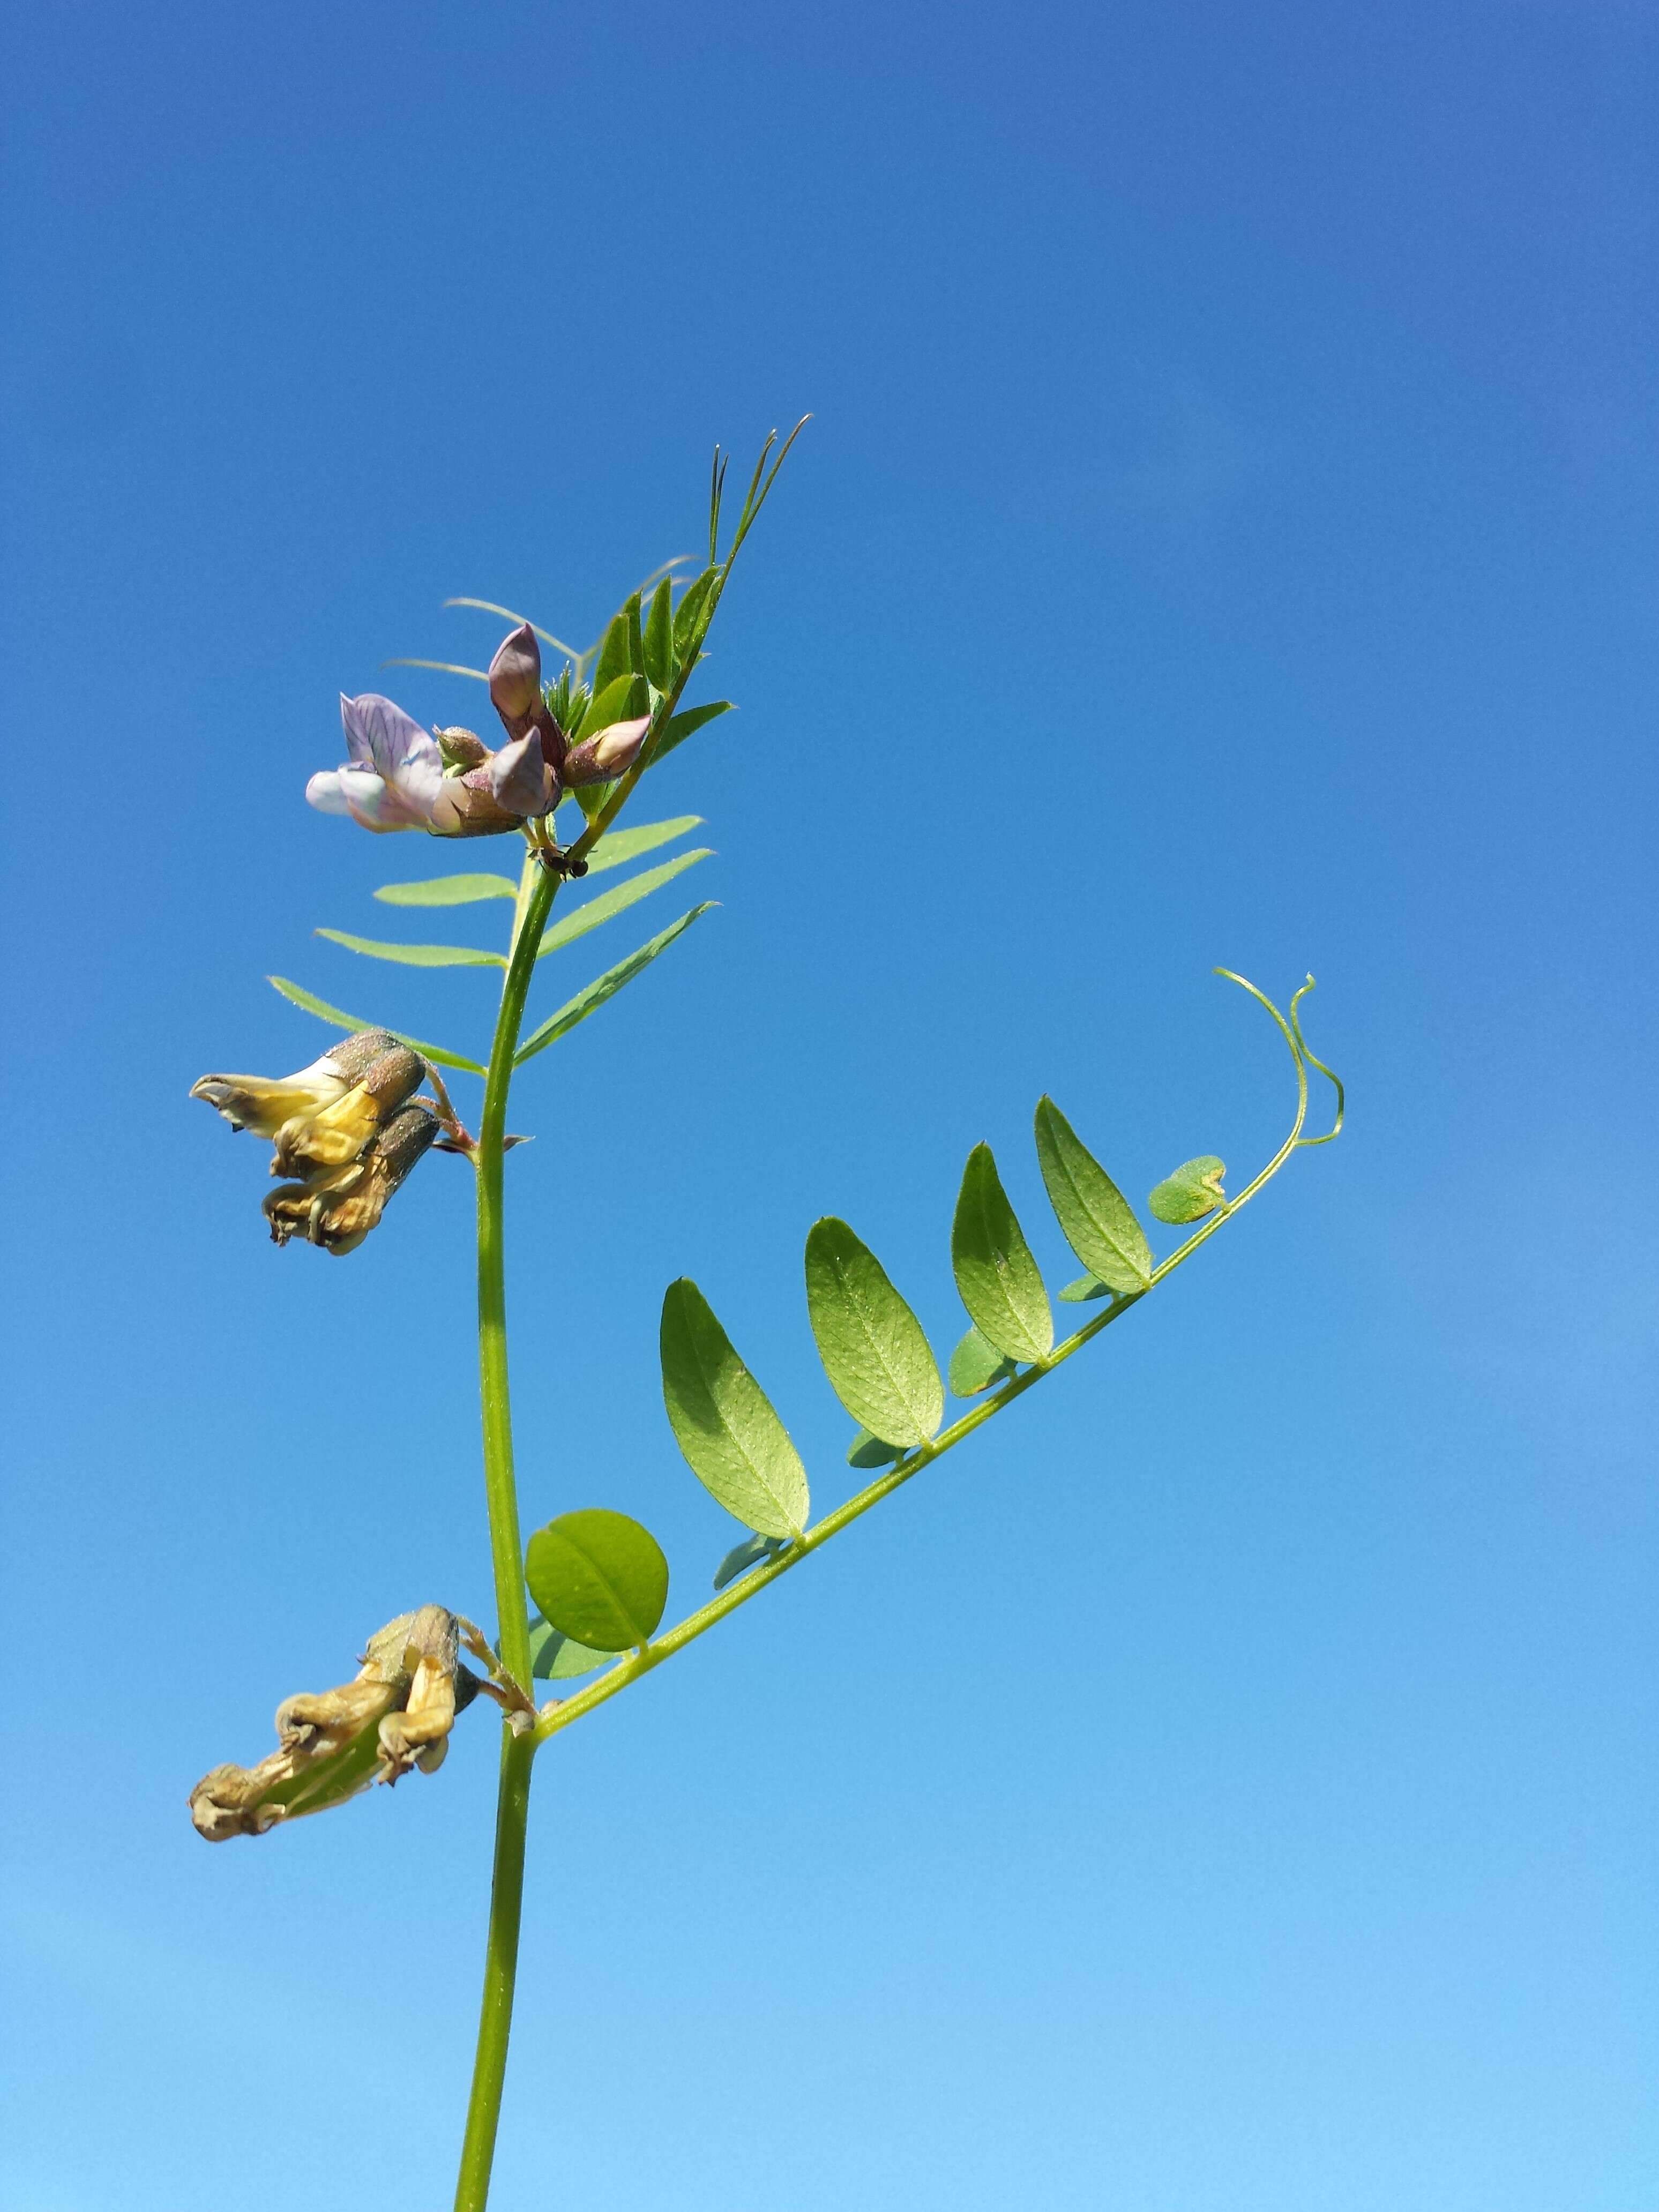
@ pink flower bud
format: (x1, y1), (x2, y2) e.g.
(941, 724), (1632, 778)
(563, 715), (650, 786)
(486, 733), (556, 818)
(488, 624), (542, 729)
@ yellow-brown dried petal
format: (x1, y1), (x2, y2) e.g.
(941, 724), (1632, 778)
(188, 1605), (473, 1842)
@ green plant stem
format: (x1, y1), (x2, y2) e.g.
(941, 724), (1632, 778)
(453, 1729), (534, 2212)
(454, 853), (558, 2212)
(476, 857), (559, 1690)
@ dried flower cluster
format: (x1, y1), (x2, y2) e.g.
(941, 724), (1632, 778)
(189, 1607), (507, 1840)
(190, 1028), (438, 1254)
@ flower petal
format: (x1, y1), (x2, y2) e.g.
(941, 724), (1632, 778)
(340, 693), (444, 784)
(306, 769), (354, 817)
(338, 703), (424, 783)
(488, 624), (542, 726)
(335, 765), (429, 832)
(485, 733), (554, 817)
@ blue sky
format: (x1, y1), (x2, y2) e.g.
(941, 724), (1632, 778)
(2, 3), (1655, 2207)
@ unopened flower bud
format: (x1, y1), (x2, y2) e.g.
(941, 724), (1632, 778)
(437, 725), (491, 771)
(485, 731), (557, 819)
(488, 623), (543, 729)
(188, 1605), (485, 1842)
(563, 714), (651, 786)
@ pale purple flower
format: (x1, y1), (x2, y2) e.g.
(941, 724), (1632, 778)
(307, 694), (447, 834)
(307, 624), (654, 839)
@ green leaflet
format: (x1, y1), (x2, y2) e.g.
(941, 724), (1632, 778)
(513, 904), (714, 1067)
(651, 699), (733, 765)
(846, 1428), (906, 1469)
(1033, 1097), (1152, 1295)
(535, 849), (712, 959)
(266, 976), (485, 1074)
(440, 597), (582, 663)
(712, 1532), (790, 1593)
(951, 1144), (1053, 1365)
(576, 671), (638, 739)
(554, 671), (590, 731)
(642, 575), (674, 691)
(673, 567), (718, 655)
(625, 589), (645, 677)
(525, 1509), (669, 1653)
(572, 778), (614, 825)
(590, 605), (636, 697)
(1149, 1155), (1228, 1224)
(660, 1279), (810, 1538)
(584, 814), (702, 876)
(315, 929), (505, 969)
(381, 656), (488, 682)
(803, 1218), (943, 1448)
(1059, 1273), (1114, 1303)
(947, 1325), (1018, 1398)
(372, 873), (519, 907)
(526, 1613), (612, 1681)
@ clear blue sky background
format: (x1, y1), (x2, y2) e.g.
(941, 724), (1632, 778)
(2, 4), (1654, 2208)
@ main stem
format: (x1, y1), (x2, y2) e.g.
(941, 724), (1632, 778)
(454, 856), (559, 2212)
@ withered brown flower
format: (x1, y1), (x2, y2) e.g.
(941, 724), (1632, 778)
(192, 1029), (439, 1254)
(188, 1606), (532, 1841)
